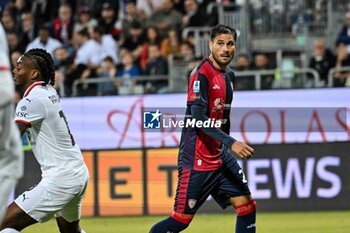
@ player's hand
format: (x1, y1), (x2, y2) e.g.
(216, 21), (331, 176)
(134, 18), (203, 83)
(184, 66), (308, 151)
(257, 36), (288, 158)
(231, 141), (254, 160)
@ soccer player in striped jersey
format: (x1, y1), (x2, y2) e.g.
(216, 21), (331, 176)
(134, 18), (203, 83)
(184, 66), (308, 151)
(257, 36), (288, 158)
(150, 24), (256, 233)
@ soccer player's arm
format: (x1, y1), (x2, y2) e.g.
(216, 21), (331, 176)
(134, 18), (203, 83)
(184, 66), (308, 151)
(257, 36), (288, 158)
(14, 97), (46, 136)
(187, 73), (254, 159)
(187, 73), (235, 145)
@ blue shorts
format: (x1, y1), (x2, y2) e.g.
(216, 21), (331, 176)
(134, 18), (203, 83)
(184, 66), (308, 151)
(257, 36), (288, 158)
(174, 148), (251, 215)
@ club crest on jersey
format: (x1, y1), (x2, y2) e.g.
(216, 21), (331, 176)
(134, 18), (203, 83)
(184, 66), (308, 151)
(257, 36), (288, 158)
(188, 199), (197, 209)
(193, 81), (200, 93)
(212, 98), (225, 113)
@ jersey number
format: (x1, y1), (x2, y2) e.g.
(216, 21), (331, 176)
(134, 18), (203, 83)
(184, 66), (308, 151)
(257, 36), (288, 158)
(239, 169), (248, 184)
(59, 110), (75, 146)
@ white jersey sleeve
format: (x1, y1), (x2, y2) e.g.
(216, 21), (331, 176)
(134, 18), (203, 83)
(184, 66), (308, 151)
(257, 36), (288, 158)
(14, 97), (47, 126)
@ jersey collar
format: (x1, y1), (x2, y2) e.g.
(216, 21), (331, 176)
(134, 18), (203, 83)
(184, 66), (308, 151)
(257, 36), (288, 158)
(23, 81), (45, 97)
(206, 57), (226, 73)
(0, 65), (10, 71)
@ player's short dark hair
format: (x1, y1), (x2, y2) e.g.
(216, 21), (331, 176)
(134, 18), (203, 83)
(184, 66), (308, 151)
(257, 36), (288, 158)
(24, 48), (55, 86)
(210, 24), (237, 42)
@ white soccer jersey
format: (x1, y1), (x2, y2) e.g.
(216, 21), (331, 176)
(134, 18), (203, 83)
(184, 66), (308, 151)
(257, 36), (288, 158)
(0, 22), (23, 223)
(0, 22), (23, 179)
(14, 81), (87, 182)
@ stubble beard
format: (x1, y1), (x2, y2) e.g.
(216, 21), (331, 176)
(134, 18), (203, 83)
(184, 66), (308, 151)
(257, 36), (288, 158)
(212, 52), (234, 68)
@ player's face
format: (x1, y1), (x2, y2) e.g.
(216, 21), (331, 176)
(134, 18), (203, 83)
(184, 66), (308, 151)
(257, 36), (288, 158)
(209, 33), (236, 69)
(12, 55), (39, 88)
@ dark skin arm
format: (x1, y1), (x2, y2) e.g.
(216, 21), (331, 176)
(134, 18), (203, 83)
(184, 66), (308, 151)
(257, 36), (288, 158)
(16, 122), (29, 136)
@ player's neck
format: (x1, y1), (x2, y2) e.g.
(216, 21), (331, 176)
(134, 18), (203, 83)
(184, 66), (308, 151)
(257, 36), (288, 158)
(208, 55), (227, 71)
(21, 80), (43, 97)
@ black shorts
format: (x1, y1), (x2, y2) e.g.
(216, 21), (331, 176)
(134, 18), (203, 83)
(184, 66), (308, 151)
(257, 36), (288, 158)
(174, 148), (251, 215)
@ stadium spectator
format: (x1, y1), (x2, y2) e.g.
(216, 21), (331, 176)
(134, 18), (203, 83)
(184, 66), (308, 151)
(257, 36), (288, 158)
(96, 56), (118, 96)
(90, 26), (119, 64)
(92, 0), (119, 19)
(116, 49), (141, 88)
(136, 0), (164, 16)
(96, 2), (120, 39)
(31, 0), (59, 32)
(178, 40), (195, 62)
(119, 0), (147, 42)
(17, 12), (36, 49)
(140, 26), (162, 70)
(161, 28), (181, 58)
(121, 20), (146, 63)
(52, 3), (75, 44)
(73, 26), (119, 96)
(1, 9), (15, 32)
(6, 30), (25, 54)
(25, 25), (62, 56)
(251, 53), (274, 89)
(309, 38), (335, 86)
(333, 40), (350, 87)
(234, 53), (255, 90)
(146, 0), (183, 39)
(73, 6), (98, 33)
(12, 0), (31, 24)
(74, 27), (118, 68)
(336, 11), (350, 53)
(182, 0), (209, 27)
(143, 44), (168, 93)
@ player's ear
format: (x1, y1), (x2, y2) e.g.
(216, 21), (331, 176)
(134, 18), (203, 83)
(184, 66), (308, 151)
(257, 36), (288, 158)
(31, 70), (40, 80)
(209, 40), (213, 53)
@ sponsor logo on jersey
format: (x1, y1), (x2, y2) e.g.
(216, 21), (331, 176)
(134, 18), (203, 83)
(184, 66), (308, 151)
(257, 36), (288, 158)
(193, 81), (200, 93)
(143, 109), (161, 129)
(16, 111), (29, 118)
(22, 193), (29, 202)
(188, 199), (197, 209)
(25, 98), (33, 103)
(213, 84), (220, 89)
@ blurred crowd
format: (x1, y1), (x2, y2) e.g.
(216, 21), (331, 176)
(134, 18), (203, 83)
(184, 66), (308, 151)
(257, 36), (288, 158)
(1, 0), (218, 96)
(233, 9), (350, 90)
(1, 0), (350, 97)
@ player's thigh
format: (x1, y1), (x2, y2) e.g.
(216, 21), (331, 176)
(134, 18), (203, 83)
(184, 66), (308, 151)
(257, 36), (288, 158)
(0, 176), (17, 223)
(211, 158), (251, 209)
(174, 167), (219, 215)
(0, 202), (37, 231)
(15, 179), (80, 223)
(55, 179), (88, 223)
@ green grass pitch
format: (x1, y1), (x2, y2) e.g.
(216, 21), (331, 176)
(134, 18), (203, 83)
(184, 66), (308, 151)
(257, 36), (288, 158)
(22, 211), (350, 233)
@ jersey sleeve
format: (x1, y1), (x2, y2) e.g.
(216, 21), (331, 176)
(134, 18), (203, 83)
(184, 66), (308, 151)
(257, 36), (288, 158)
(187, 72), (209, 107)
(14, 97), (47, 127)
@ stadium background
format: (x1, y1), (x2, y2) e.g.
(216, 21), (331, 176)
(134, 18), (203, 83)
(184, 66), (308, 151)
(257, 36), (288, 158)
(2, 0), (350, 232)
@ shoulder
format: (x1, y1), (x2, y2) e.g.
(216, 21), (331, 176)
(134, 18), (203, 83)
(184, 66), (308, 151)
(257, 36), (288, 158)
(196, 59), (218, 78)
(226, 67), (235, 77)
